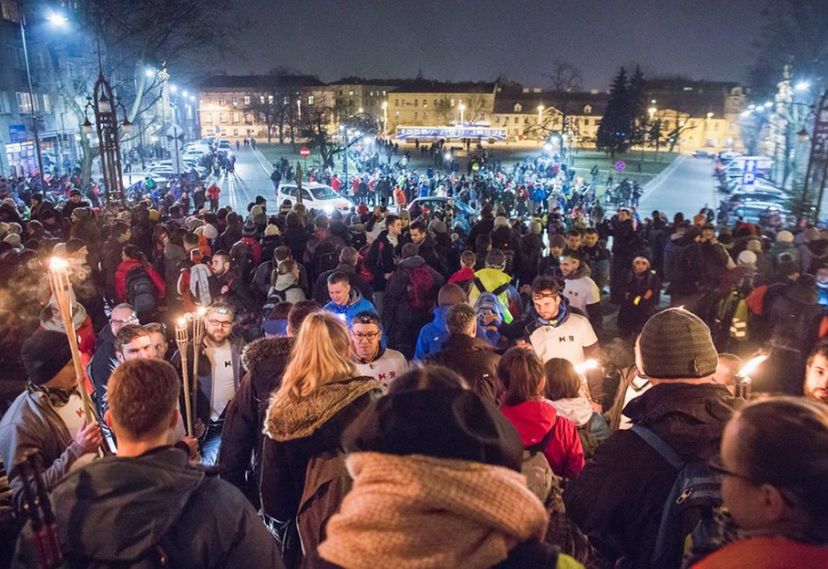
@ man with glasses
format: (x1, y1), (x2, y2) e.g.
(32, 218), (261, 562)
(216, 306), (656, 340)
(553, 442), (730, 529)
(349, 311), (407, 389)
(173, 301), (244, 466)
(88, 303), (138, 412)
(520, 276), (599, 367)
(564, 308), (734, 569)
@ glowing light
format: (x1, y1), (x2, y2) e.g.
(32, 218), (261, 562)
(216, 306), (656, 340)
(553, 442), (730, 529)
(169, 84), (178, 93)
(144, 68), (156, 78)
(576, 359), (599, 374)
(443, 152), (451, 161)
(176, 317), (187, 328)
(46, 11), (69, 27)
(738, 354), (768, 378)
(48, 257), (69, 271)
(196, 306), (207, 317)
(795, 81), (810, 92)
(763, 101), (773, 109)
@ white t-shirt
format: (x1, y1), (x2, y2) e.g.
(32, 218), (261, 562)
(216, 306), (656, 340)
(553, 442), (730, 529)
(529, 313), (598, 365)
(54, 392), (86, 440)
(354, 348), (408, 390)
(206, 343), (235, 421)
(563, 276), (601, 313)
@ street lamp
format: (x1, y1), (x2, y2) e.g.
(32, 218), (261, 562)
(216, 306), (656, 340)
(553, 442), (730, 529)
(458, 101), (466, 125)
(381, 100), (388, 134)
(795, 81), (811, 93)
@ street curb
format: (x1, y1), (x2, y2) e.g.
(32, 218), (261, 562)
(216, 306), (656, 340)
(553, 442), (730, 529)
(639, 154), (686, 203)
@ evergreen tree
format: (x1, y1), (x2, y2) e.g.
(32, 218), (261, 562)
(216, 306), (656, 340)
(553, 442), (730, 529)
(596, 67), (631, 157)
(627, 66), (649, 148)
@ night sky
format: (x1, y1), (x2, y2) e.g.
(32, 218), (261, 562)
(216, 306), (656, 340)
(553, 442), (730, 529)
(217, 0), (767, 89)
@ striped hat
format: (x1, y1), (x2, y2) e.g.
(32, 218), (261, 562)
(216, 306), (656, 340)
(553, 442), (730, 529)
(638, 308), (718, 380)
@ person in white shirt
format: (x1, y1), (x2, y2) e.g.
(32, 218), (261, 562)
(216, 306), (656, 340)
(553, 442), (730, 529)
(349, 311), (407, 389)
(560, 251), (603, 333)
(521, 275), (599, 365)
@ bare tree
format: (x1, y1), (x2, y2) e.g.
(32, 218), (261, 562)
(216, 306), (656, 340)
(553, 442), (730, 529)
(46, 0), (240, 184)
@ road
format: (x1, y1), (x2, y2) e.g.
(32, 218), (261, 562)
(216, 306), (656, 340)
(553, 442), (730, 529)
(638, 154), (719, 218)
(208, 147), (279, 213)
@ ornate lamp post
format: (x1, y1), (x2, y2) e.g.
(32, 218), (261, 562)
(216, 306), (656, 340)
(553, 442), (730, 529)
(81, 74), (133, 204)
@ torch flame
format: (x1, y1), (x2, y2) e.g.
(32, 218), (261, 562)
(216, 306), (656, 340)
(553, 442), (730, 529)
(576, 359), (599, 374)
(196, 306), (207, 317)
(49, 256), (69, 271)
(176, 317), (187, 328)
(739, 354), (768, 378)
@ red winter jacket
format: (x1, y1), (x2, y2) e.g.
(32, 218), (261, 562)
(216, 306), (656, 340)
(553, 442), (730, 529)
(114, 258), (167, 302)
(501, 399), (585, 479)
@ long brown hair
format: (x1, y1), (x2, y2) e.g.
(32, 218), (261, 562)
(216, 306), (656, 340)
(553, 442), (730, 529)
(543, 358), (581, 401)
(498, 347), (546, 406)
(276, 312), (358, 401)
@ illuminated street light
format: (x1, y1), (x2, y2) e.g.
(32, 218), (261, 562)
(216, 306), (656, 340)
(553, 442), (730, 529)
(795, 81), (810, 92)
(182, 90), (189, 97)
(169, 84), (178, 93)
(45, 11), (69, 27)
(648, 106), (657, 118)
(537, 104), (544, 123)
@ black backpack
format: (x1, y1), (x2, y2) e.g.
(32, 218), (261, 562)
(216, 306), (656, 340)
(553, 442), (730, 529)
(125, 267), (158, 319)
(313, 237), (343, 278)
(230, 241), (255, 286)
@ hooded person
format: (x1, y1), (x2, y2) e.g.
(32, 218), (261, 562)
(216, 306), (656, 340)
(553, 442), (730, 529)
(564, 308), (735, 569)
(315, 366), (579, 569)
(12, 359), (283, 569)
(413, 283), (490, 359)
(617, 255), (661, 337)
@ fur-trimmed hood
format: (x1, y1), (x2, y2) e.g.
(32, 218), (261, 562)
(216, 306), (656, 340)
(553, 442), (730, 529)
(264, 376), (382, 441)
(241, 336), (293, 376)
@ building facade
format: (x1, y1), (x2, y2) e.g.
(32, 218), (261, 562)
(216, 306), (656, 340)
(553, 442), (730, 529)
(386, 81), (497, 131)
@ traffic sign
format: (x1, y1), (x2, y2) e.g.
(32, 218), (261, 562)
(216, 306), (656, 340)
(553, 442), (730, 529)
(299, 146), (311, 158)
(742, 159), (757, 186)
(615, 160), (626, 172)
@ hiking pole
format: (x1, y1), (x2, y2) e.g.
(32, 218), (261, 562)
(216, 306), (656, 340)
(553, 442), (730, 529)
(190, 306), (206, 426)
(47, 257), (95, 423)
(175, 317), (194, 436)
(16, 455), (61, 569)
(29, 453), (62, 568)
(736, 354), (767, 400)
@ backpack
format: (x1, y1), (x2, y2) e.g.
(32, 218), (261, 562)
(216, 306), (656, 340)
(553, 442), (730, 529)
(230, 241), (255, 286)
(632, 425), (723, 569)
(405, 264), (435, 311)
(313, 237), (343, 278)
(357, 244), (376, 283)
(266, 283), (301, 305)
(520, 429), (556, 503)
(125, 267), (158, 318)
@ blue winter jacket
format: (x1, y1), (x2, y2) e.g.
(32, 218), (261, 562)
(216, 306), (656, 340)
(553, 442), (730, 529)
(324, 290), (378, 326)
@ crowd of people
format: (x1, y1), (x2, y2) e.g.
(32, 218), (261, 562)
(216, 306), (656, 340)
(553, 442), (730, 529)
(0, 144), (827, 569)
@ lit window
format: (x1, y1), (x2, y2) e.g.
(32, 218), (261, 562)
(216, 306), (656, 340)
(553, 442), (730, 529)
(584, 105), (592, 114)
(244, 96), (251, 105)
(259, 95), (265, 104)
(514, 103), (522, 112)
(308, 95), (314, 105)
(219, 96), (226, 106)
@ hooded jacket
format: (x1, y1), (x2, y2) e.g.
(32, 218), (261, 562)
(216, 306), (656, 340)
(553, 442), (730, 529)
(260, 376), (382, 566)
(500, 400), (585, 480)
(425, 334), (501, 404)
(219, 336), (293, 504)
(324, 288), (377, 325)
(563, 382), (734, 569)
(13, 446), (282, 569)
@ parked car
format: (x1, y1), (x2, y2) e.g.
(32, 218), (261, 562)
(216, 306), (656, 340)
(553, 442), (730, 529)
(276, 182), (353, 213)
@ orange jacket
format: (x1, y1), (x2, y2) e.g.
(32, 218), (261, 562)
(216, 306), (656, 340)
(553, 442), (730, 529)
(691, 537), (828, 569)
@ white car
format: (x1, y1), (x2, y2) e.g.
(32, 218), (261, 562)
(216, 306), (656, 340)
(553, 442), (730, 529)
(276, 182), (352, 213)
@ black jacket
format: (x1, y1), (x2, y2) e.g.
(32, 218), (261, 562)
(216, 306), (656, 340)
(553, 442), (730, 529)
(13, 446), (283, 569)
(425, 334), (500, 404)
(563, 382), (734, 569)
(219, 336), (293, 505)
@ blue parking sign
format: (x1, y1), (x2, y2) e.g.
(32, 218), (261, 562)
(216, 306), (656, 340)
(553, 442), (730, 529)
(742, 159), (757, 186)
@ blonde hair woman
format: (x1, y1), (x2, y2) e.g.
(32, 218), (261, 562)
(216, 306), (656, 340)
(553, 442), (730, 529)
(261, 312), (382, 569)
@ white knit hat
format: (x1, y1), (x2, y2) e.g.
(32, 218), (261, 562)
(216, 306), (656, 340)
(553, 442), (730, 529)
(737, 250), (757, 266)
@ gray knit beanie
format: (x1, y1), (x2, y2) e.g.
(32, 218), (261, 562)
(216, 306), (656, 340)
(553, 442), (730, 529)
(638, 308), (718, 379)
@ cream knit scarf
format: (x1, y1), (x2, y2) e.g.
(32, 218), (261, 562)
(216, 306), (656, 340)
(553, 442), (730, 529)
(317, 452), (549, 569)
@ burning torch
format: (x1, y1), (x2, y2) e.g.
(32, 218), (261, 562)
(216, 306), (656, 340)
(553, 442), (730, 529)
(736, 354), (767, 400)
(175, 316), (194, 436)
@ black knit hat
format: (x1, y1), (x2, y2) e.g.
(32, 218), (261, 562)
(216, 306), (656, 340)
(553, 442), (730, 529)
(638, 308), (718, 380)
(242, 220), (257, 237)
(21, 329), (73, 386)
(343, 388), (523, 472)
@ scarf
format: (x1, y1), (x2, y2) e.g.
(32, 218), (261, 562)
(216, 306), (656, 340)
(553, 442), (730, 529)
(27, 381), (79, 408)
(317, 452), (548, 569)
(536, 295), (570, 328)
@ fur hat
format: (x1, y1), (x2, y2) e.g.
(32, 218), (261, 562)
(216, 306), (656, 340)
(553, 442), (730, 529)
(493, 215), (510, 229)
(638, 308), (718, 380)
(264, 223), (281, 237)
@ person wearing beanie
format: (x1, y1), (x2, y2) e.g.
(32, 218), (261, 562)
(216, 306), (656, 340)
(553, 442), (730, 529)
(317, 367), (576, 569)
(260, 223), (283, 264)
(768, 229), (799, 266)
(616, 255), (661, 338)
(564, 308), (734, 569)
(0, 330), (104, 509)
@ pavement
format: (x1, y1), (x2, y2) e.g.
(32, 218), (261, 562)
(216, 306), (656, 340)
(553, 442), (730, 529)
(638, 154), (720, 219)
(205, 147), (281, 213)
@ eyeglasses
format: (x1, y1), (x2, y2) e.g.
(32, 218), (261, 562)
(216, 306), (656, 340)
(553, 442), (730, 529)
(206, 319), (233, 329)
(353, 331), (380, 341)
(707, 456), (754, 482)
